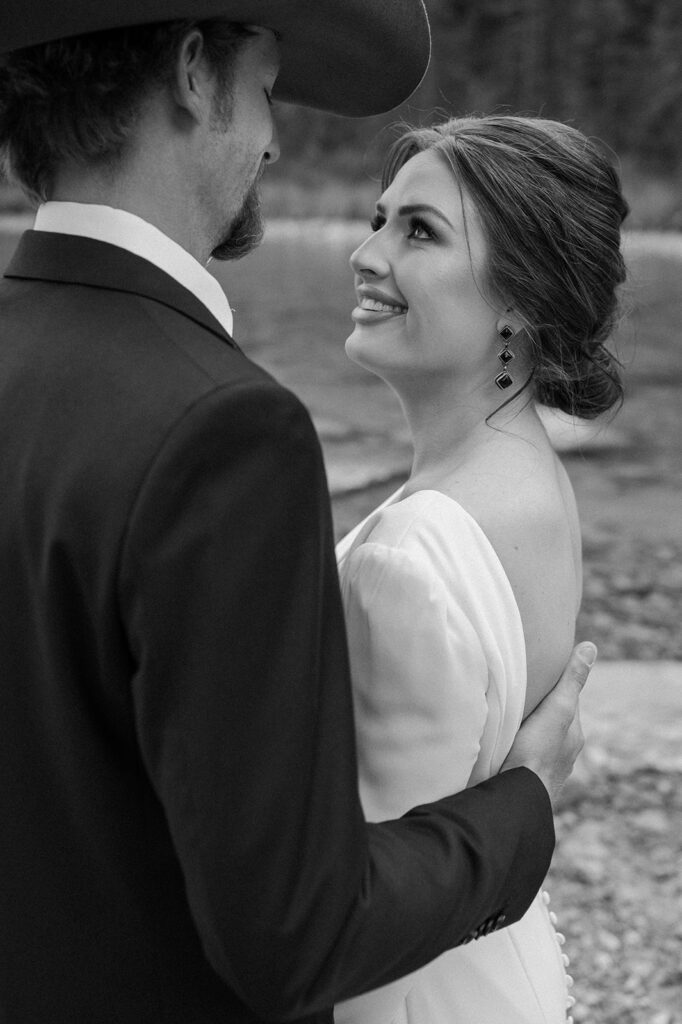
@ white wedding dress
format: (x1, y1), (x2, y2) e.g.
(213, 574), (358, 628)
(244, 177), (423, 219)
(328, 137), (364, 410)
(335, 488), (573, 1024)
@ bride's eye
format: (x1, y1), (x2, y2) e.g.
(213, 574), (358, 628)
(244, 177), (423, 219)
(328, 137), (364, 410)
(370, 213), (385, 232)
(408, 216), (435, 241)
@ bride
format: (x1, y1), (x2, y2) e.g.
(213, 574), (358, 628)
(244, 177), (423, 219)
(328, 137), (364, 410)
(335, 115), (627, 1024)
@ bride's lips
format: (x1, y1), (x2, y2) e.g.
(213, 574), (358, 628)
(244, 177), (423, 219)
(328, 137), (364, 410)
(351, 290), (408, 325)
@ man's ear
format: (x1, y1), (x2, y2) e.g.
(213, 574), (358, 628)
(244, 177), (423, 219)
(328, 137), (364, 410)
(172, 29), (211, 124)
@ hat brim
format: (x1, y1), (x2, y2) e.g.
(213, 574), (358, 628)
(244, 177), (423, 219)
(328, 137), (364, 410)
(0, 0), (431, 117)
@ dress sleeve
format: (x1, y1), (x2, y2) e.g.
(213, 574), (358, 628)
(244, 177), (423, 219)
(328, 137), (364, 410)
(342, 542), (490, 822)
(335, 542), (491, 1024)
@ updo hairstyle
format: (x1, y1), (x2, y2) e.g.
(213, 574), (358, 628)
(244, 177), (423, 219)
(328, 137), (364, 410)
(382, 115), (629, 419)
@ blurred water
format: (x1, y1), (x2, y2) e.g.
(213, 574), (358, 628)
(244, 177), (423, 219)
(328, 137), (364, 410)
(209, 220), (413, 496)
(2, 221), (681, 509)
(211, 222), (682, 499)
(215, 221), (387, 415)
(2, 220), (680, 657)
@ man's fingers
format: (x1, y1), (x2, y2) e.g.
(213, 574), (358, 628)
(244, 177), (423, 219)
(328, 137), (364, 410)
(567, 704), (585, 749)
(505, 644), (594, 802)
(576, 642), (598, 671)
(560, 642), (597, 697)
(540, 642), (596, 721)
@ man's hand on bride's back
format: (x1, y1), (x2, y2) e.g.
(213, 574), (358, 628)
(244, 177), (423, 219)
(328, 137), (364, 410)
(501, 643), (597, 806)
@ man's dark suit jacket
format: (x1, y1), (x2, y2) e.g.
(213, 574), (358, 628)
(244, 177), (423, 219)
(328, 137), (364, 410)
(0, 230), (554, 1023)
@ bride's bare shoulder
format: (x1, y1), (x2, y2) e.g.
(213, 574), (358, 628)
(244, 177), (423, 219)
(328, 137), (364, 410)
(455, 447), (576, 599)
(445, 424), (569, 527)
(443, 430), (581, 716)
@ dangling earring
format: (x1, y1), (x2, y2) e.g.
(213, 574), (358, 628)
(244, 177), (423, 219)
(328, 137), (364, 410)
(495, 323), (515, 390)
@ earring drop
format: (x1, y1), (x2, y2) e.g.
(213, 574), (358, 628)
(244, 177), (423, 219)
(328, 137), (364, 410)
(495, 324), (515, 390)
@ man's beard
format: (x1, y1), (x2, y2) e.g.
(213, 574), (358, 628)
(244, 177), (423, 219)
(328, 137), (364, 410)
(211, 180), (264, 261)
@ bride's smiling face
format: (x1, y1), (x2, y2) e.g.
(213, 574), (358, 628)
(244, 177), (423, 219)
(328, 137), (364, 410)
(347, 149), (500, 389)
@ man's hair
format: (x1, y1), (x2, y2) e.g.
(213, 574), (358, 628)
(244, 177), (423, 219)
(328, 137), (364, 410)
(383, 115), (629, 420)
(0, 20), (253, 204)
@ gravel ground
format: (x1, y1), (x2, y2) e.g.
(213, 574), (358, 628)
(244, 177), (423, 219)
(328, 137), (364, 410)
(550, 767), (682, 1024)
(577, 537), (682, 660)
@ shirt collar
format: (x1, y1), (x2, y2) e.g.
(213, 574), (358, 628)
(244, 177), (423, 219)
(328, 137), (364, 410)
(33, 201), (234, 339)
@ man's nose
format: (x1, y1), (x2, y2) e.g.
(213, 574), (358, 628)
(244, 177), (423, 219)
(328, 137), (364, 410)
(264, 121), (280, 165)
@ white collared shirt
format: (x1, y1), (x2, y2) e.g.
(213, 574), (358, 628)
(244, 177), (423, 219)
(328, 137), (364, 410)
(34, 201), (234, 338)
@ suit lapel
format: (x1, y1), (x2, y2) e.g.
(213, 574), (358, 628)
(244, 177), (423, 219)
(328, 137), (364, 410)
(4, 230), (240, 351)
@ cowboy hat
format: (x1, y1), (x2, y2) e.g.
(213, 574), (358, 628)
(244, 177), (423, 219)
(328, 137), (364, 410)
(0, 0), (431, 117)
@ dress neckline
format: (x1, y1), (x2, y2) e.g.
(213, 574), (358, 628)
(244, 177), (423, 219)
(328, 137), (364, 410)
(337, 485), (503, 567)
(336, 487), (522, 625)
(386, 487), (521, 593)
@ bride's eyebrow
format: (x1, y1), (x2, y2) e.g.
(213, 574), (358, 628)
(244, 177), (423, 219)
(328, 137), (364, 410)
(399, 203), (454, 229)
(375, 200), (454, 229)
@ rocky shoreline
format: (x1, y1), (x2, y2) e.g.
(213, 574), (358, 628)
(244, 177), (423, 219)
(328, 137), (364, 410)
(551, 764), (681, 1024)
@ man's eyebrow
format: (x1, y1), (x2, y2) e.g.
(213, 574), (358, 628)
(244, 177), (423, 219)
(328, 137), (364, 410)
(375, 201), (454, 229)
(249, 25), (283, 54)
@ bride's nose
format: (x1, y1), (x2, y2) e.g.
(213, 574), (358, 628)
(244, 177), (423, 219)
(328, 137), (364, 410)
(349, 233), (390, 280)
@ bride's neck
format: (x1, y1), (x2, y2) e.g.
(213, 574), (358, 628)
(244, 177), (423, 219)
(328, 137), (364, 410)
(398, 380), (540, 486)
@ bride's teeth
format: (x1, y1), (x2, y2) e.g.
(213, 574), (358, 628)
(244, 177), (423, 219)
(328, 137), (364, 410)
(360, 297), (405, 313)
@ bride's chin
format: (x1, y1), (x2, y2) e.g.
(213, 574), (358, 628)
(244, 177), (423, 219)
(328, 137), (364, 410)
(344, 328), (374, 369)
(345, 324), (400, 378)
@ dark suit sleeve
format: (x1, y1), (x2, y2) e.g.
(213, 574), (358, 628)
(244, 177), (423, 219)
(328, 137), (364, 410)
(119, 379), (554, 1021)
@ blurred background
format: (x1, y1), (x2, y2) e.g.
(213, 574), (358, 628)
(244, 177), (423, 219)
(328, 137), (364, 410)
(2, 0), (682, 223)
(264, 0), (682, 227)
(1, 1), (680, 1020)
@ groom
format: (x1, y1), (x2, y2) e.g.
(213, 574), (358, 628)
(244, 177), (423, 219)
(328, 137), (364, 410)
(0, 2), (592, 1021)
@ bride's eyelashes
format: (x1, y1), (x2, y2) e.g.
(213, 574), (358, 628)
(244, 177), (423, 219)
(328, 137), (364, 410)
(406, 216), (436, 241)
(369, 212), (437, 241)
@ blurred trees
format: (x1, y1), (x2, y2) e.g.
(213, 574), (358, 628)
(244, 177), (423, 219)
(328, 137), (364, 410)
(1, 0), (679, 218)
(275, 0), (682, 177)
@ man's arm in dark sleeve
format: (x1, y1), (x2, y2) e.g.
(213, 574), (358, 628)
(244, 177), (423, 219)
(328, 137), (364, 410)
(119, 379), (554, 1021)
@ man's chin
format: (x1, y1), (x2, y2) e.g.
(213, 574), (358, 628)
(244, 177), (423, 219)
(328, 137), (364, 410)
(211, 186), (264, 262)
